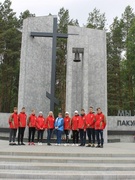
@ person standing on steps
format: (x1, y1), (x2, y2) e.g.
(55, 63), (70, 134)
(78, 109), (86, 146)
(46, 111), (55, 145)
(64, 112), (71, 146)
(27, 109), (37, 145)
(55, 113), (64, 145)
(86, 106), (96, 147)
(8, 107), (19, 145)
(95, 107), (106, 148)
(36, 111), (46, 145)
(71, 110), (79, 146)
(18, 107), (27, 145)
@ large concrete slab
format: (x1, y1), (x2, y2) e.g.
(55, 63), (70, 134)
(18, 15), (56, 115)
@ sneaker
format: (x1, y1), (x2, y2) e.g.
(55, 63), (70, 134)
(18, 142), (21, 145)
(76, 144), (78, 146)
(86, 144), (91, 147)
(21, 143), (25, 145)
(47, 143), (51, 146)
(96, 144), (101, 148)
(100, 145), (103, 148)
(28, 142), (31, 145)
(91, 144), (95, 147)
(9, 142), (13, 145)
(40, 142), (43, 145)
(55, 143), (58, 146)
(64, 144), (67, 146)
(79, 144), (83, 146)
(13, 142), (17, 145)
(31, 142), (35, 145)
(58, 144), (61, 146)
(38, 142), (40, 145)
(72, 144), (75, 146)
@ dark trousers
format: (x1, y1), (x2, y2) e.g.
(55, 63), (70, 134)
(47, 129), (53, 143)
(28, 127), (36, 142)
(9, 129), (17, 142)
(56, 130), (62, 144)
(72, 130), (79, 144)
(79, 129), (86, 145)
(86, 128), (95, 144)
(96, 129), (104, 145)
(64, 130), (69, 143)
(18, 127), (25, 143)
(37, 130), (44, 143)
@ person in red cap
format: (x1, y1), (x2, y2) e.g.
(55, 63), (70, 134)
(27, 109), (37, 145)
(36, 111), (46, 145)
(71, 110), (79, 146)
(78, 109), (86, 146)
(18, 107), (27, 145)
(64, 112), (71, 145)
(86, 106), (96, 147)
(8, 107), (19, 145)
(95, 107), (106, 148)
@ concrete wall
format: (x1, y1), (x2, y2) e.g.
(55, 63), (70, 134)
(18, 15), (56, 115)
(66, 26), (107, 142)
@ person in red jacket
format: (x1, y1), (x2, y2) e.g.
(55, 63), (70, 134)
(86, 106), (95, 147)
(36, 111), (46, 145)
(27, 109), (37, 145)
(18, 107), (27, 145)
(46, 111), (55, 145)
(64, 112), (71, 145)
(78, 109), (86, 146)
(95, 107), (106, 148)
(8, 107), (19, 145)
(71, 110), (79, 146)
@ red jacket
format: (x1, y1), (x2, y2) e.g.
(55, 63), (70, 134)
(36, 116), (46, 130)
(64, 116), (71, 130)
(18, 112), (27, 127)
(86, 113), (95, 129)
(28, 114), (37, 127)
(78, 114), (86, 129)
(71, 115), (79, 130)
(8, 112), (19, 129)
(95, 112), (106, 130)
(46, 116), (54, 129)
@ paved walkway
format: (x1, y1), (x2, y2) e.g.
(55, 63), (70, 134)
(0, 140), (135, 155)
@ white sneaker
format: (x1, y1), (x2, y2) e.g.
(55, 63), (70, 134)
(76, 144), (79, 146)
(72, 144), (75, 146)
(38, 142), (40, 145)
(58, 144), (61, 146)
(64, 144), (67, 146)
(55, 143), (58, 146)
(40, 143), (42, 145)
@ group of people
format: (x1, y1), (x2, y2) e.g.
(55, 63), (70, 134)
(8, 106), (106, 148)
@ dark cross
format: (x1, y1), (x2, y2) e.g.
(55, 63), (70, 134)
(30, 17), (68, 112)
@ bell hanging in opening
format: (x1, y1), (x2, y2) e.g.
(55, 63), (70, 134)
(73, 52), (81, 62)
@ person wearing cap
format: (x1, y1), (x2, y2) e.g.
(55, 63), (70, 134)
(18, 107), (27, 145)
(95, 107), (106, 148)
(64, 112), (71, 146)
(27, 109), (37, 145)
(55, 113), (64, 145)
(86, 106), (96, 147)
(71, 110), (80, 146)
(46, 111), (55, 145)
(36, 111), (46, 145)
(78, 109), (86, 146)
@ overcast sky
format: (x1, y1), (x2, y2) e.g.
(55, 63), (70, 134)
(1, 0), (135, 26)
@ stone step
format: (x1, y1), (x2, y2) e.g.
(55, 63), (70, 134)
(0, 162), (135, 171)
(0, 170), (135, 179)
(0, 150), (135, 158)
(0, 155), (135, 164)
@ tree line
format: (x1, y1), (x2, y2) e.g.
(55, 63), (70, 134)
(0, 0), (135, 116)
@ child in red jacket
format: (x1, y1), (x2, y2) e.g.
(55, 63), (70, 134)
(36, 111), (46, 145)
(95, 107), (106, 148)
(46, 111), (55, 145)
(64, 112), (71, 145)
(8, 107), (19, 145)
(78, 109), (86, 146)
(18, 107), (27, 145)
(71, 110), (79, 146)
(27, 109), (37, 145)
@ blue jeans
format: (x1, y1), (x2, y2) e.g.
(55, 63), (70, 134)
(56, 130), (62, 144)
(47, 129), (53, 143)
(96, 130), (104, 145)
